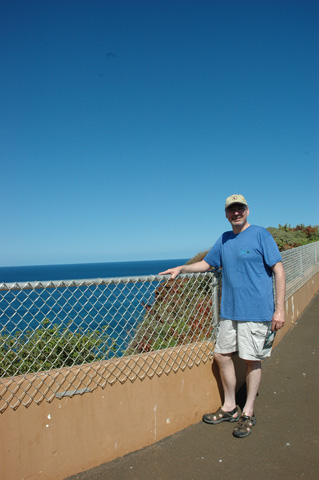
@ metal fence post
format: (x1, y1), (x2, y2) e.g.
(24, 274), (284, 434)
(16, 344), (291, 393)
(212, 270), (220, 327)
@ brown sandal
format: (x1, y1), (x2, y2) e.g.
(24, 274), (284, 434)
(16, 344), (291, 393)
(233, 414), (256, 437)
(203, 405), (240, 424)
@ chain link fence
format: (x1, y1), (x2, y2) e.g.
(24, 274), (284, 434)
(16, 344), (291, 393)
(1, 242), (318, 413)
(282, 242), (319, 299)
(0, 272), (219, 412)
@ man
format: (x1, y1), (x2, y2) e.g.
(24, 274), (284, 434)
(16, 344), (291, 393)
(159, 194), (285, 438)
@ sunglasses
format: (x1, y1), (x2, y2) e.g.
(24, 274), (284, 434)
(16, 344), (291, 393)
(226, 205), (247, 213)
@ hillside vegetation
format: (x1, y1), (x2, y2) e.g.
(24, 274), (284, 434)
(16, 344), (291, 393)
(267, 224), (319, 251)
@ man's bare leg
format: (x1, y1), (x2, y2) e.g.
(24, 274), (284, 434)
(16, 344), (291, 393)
(242, 360), (261, 416)
(214, 352), (238, 416)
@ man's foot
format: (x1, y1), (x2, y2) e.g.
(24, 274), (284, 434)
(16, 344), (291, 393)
(233, 414), (256, 438)
(203, 405), (240, 424)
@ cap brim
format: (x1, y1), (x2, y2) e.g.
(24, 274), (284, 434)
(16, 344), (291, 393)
(225, 202), (247, 209)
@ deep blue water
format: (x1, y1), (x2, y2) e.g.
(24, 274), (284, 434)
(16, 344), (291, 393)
(0, 259), (188, 283)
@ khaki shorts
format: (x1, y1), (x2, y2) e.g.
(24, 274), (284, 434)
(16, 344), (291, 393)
(214, 319), (273, 361)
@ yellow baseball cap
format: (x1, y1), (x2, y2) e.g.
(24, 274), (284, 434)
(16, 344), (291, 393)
(225, 194), (248, 209)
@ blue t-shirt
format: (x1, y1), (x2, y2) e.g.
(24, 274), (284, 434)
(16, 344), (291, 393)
(204, 225), (281, 322)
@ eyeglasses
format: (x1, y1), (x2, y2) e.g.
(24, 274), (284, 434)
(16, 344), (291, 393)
(226, 205), (247, 213)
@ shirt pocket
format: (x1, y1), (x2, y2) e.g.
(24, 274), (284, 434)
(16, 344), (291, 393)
(236, 250), (265, 275)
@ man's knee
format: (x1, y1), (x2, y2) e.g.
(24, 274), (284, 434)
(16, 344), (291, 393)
(214, 352), (233, 364)
(244, 359), (261, 371)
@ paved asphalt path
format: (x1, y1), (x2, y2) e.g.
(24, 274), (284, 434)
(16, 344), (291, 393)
(67, 293), (319, 480)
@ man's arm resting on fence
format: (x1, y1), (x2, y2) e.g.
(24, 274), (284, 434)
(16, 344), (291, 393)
(271, 261), (286, 331)
(159, 260), (211, 279)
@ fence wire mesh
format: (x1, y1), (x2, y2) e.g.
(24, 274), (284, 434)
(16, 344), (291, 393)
(0, 272), (219, 412)
(0, 242), (318, 413)
(281, 242), (319, 299)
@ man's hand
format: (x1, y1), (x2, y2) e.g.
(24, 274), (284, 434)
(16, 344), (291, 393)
(271, 308), (285, 331)
(159, 260), (211, 279)
(159, 266), (183, 279)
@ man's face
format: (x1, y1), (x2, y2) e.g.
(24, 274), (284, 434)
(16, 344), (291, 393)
(225, 203), (249, 230)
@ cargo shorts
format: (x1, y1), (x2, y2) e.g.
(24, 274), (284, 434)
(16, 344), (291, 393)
(214, 319), (274, 361)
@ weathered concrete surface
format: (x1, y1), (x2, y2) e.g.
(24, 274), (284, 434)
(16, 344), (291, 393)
(66, 293), (319, 480)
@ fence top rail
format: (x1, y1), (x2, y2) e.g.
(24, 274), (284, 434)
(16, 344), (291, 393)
(0, 271), (216, 292)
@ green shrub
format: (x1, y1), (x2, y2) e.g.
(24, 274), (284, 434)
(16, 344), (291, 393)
(0, 318), (116, 378)
(267, 224), (319, 251)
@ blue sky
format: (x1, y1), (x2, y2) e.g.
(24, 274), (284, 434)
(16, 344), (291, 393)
(1, 0), (318, 266)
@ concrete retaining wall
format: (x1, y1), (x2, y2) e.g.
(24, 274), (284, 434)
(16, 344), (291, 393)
(1, 272), (318, 480)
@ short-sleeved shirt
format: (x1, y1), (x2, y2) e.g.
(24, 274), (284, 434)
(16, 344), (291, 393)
(204, 225), (281, 322)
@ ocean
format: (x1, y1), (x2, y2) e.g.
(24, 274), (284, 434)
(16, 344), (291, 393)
(0, 259), (188, 283)
(0, 259), (188, 354)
